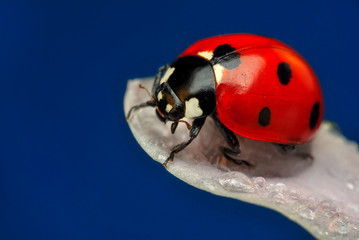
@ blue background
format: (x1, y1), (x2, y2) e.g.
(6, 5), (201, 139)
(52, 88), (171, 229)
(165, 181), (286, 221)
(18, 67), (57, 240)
(1, 0), (358, 239)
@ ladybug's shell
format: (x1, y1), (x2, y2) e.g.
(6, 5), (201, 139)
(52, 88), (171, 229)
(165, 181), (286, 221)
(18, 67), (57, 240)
(180, 34), (323, 144)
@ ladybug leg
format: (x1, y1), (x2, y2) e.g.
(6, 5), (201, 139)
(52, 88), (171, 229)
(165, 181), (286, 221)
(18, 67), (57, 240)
(274, 144), (313, 160)
(211, 112), (252, 166)
(126, 100), (156, 120)
(276, 144), (296, 153)
(218, 147), (251, 166)
(162, 117), (206, 167)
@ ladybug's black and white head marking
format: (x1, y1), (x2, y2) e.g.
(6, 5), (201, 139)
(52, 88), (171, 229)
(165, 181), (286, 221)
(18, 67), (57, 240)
(154, 56), (217, 121)
(153, 43), (242, 122)
(155, 81), (185, 121)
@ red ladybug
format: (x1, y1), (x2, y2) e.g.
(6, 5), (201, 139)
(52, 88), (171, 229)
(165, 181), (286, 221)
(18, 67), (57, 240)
(127, 34), (323, 166)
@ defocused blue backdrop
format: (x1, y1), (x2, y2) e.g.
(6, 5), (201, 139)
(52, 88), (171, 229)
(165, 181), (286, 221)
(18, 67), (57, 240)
(1, 0), (358, 239)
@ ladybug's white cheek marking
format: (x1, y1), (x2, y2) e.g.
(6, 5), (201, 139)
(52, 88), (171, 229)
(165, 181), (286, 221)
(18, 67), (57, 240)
(213, 64), (225, 84)
(165, 104), (173, 113)
(157, 91), (163, 101)
(198, 51), (214, 61)
(185, 97), (203, 118)
(160, 67), (175, 84)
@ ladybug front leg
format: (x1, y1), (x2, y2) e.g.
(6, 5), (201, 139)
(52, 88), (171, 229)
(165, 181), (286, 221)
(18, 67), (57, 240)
(162, 117), (206, 167)
(211, 112), (251, 166)
(126, 100), (156, 120)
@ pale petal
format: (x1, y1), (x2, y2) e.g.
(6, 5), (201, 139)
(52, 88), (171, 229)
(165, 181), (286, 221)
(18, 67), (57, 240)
(124, 78), (359, 239)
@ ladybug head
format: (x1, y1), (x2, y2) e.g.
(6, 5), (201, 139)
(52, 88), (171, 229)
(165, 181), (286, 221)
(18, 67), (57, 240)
(151, 56), (216, 123)
(154, 82), (185, 122)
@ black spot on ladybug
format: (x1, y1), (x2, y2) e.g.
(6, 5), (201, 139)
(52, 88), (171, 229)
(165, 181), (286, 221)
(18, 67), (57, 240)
(213, 44), (235, 57)
(277, 62), (292, 85)
(310, 102), (320, 130)
(211, 44), (241, 70)
(258, 107), (271, 127)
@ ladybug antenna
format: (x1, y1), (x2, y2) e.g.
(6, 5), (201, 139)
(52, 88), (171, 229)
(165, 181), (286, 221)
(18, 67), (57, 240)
(126, 84), (157, 121)
(171, 120), (191, 134)
(126, 100), (156, 120)
(177, 120), (191, 130)
(155, 107), (167, 123)
(139, 84), (153, 100)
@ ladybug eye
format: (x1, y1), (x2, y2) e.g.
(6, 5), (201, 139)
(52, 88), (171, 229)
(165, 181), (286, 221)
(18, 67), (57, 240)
(156, 108), (167, 123)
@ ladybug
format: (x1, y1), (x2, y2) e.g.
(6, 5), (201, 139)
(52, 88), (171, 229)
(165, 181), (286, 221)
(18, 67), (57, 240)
(127, 34), (323, 167)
